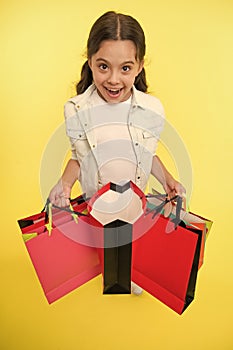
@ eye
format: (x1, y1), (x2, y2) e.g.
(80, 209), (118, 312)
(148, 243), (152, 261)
(99, 63), (108, 70)
(122, 66), (131, 72)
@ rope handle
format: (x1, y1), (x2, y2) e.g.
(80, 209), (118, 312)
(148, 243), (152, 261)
(43, 198), (87, 216)
(43, 198), (88, 236)
(145, 194), (183, 229)
(148, 188), (187, 211)
(145, 194), (178, 218)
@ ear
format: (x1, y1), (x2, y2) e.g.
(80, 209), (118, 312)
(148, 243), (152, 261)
(137, 60), (144, 75)
(88, 58), (92, 70)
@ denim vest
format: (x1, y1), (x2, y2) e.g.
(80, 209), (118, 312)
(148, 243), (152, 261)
(64, 84), (165, 196)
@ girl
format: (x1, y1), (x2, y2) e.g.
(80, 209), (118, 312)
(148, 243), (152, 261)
(49, 11), (185, 294)
(49, 11), (185, 207)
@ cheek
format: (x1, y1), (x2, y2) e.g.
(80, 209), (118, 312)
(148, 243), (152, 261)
(93, 71), (104, 84)
(125, 74), (137, 85)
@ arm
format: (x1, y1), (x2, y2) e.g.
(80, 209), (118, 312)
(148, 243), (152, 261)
(49, 159), (80, 206)
(151, 155), (186, 198)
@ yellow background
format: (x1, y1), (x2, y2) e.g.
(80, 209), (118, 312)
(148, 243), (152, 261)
(1, 0), (233, 349)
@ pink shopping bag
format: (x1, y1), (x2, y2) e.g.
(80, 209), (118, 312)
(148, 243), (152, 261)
(18, 195), (102, 303)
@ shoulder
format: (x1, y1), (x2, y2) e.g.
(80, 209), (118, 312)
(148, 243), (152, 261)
(64, 84), (96, 118)
(133, 87), (165, 117)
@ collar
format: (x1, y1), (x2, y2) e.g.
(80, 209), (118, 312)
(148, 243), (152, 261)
(70, 84), (146, 110)
(131, 85), (146, 110)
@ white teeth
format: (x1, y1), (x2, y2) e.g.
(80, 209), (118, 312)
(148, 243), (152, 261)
(106, 88), (121, 92)
(104, 87), (122, 96)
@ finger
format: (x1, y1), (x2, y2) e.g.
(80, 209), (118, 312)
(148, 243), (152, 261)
(53, 196), (62, 207)
(174, 188), (186, 211)
(181, 192), (187, 211)
(63, 187), (71, 198)
(49, 191), (57, 205)
(59, 194), (70, 208)
(175, 184), (186, 197)
(164, 201), (172, 217)
(181, 191), (186, 198)
(167, 189), (176, 201)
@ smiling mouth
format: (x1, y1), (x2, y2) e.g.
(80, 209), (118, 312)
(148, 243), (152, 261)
(105, 87), (123, 96)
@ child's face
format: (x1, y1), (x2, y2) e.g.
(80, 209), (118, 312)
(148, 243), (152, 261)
(88, 40), (144, 103)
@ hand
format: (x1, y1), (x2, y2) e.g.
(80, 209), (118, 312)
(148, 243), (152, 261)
(150, 156), (186, 216)
(164, 178), (186, 199)
(151, 156), (186, 200)
(163, 178), (186, 217)
(49, 179), (71, 207)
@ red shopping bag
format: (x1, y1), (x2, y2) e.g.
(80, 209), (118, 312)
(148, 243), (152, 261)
(18, 195), (102, 304)
(146, 191), (213, 269)
(132, 194), (204, 314)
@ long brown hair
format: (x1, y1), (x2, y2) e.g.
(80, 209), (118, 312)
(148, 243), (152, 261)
(76, 11), (148, 94)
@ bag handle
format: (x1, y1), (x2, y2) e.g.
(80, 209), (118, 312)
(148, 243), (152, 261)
(43, 198), (87, 236)
(145, 194), (183, 229)
(170, 195), (183, 228)
(146, 194), (172, 219)
(146, 194), (178, 217)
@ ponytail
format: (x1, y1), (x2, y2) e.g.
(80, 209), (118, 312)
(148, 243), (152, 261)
(134, 68), (148, 93)
(76, 61), (93, 95)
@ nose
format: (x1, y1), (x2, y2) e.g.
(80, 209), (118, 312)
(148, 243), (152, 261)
(107, 70), (120, 85)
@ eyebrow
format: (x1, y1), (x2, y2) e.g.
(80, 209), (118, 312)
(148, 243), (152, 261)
(95, 58), (135, 65)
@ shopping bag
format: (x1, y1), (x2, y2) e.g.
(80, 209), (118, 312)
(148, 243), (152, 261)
(132, 194), (205, 314)
(18, 195), (102, 304)
(181, 211), (212, 269)
(88, 181), (146, 294)
(147, 190), (213, 269)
